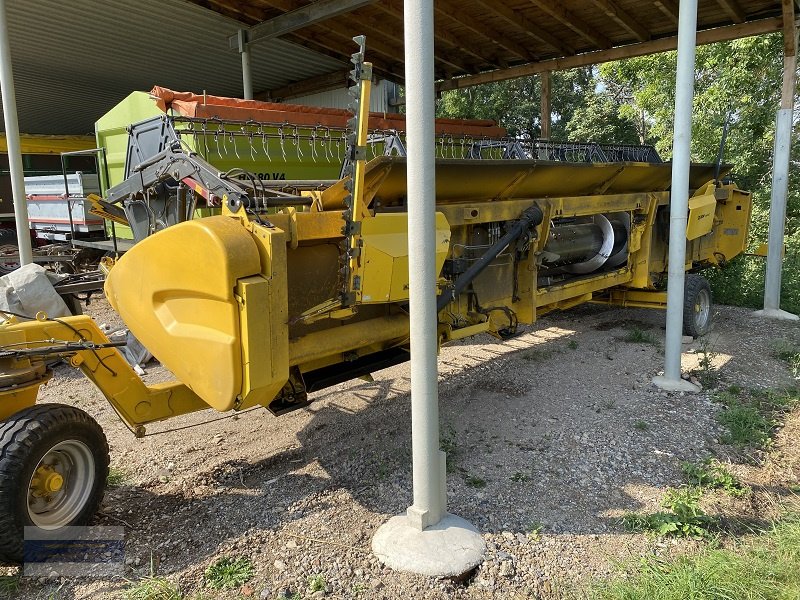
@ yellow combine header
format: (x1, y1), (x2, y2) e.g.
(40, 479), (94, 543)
(0, 44), (751, 563)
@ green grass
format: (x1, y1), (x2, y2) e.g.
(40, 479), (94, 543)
(623, 487), (715, 539)
(567, 339), (579, 350)
(715, 388), (798, 449)
(203, 556), (254, 590)
(589, 513), (800, 599)
(0, 575), (20, 597)
(681, 458), (750, 497)
(772, 339), (800, 378)
(123, 577), (182, 600)
(511, 471), (530, 482)
(464, 475), (487, 488)
(623, 327), (658, 345)
(308, 575), (327, 593)
(107, 466), (127, 487)
(522, 348), (554, 361)
(634, 420), (649, 431)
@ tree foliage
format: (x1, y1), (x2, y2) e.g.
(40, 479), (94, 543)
(436, 33), (800, 312)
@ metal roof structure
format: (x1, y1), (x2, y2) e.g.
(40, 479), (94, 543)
(0, 1), (795, 134)
(3, 0), (342, 135)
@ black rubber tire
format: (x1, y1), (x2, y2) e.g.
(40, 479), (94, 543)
(0, 228), (20, 275)
(0, 404), (109, 564)
(683, 274), (713, 338)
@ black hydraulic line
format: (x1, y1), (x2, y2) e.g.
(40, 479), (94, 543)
(436, 204), (543, 312)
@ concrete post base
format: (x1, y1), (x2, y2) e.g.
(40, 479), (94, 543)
(652, 375), (701, 393)
(753, 308), (800, 321)
(372, 513), (485, 577)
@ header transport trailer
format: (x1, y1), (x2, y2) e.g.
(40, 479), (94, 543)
(0, 50), (750, 563)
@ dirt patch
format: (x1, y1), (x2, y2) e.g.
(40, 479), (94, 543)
(4, 298), (800, 599)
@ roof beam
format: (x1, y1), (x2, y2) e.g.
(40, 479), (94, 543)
(438, 17), (783, 92)
(373, 0), (503, 70)
(653, 0), (680, 25)
(228, 0), (379, 47)
(471, 0), (574, 55)
(587, 0), (650, 42)
(716, 0), (746, 23)
(434, 0), (538, 62)
(526, 0), (612, 49)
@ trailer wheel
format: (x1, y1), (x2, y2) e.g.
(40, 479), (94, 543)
(0, 228), (20, 275)
(0, 404), (109, 564)
(683, 274), (713, 337)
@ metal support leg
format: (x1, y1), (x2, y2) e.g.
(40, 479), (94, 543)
(371, 0), (485, 577)
(540, 71), (551, 140)
(653, 0), (700, 393)
(0, 0), (32, 267)
(238, 29), (253, 100)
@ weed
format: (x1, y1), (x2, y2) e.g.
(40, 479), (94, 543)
(511, 472), (530, 482)
(772, 339), (800, 378)
(634, 420), (649, 431)
(464, 475), (487, 488)
(308, 575), (327, 593)
(717, 399), (771, 447)
(693, 339), (720, 388)
(567, 339), (579, 350)
(623, 327), (658, 345)
(0, 576), (19, 596)
(522, 348), (553, 361)
(623, 487), (714, 539)
(727, 384), (743, 395)
(602, 399), (617, 409)
(440, 423), (459, 472)
(203, 556), (253, 590)
(107, 466), (127, 487)
(681, 458), (749, 497)
(351, 582), (367, 596)
(527, 521), (543, 540)
(124, 577), (182, 600)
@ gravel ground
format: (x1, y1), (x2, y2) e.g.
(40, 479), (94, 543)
(4, 297), (800, 599)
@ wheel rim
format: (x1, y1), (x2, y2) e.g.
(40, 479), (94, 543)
(694, 288), (711, 332)
(0, 243), (20, 273)
(27, 440), (96, 529)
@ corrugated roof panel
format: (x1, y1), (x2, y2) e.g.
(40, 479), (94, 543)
(1, 0), (344, 134)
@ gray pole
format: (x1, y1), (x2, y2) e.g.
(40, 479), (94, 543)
(403, 0), (444, 531)
(756, 50), (798, 321)
(653, 0), (701, 392)
(0, 0), (32, 266)
(238, 30), (253, 100)
(371, 0), (485, 578)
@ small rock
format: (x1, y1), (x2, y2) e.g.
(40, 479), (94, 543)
(312, 591), (325, 599)
(681, 335), (694, 344)
(259, 587), (272, 600)
(499, 561), (515, 578)
(274, 559), (287, 571)
(241, 584), (254, 597)
(286, 539), (298, 549)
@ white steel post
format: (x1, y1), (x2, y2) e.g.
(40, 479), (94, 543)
(653, 0), (701, 393)
(756, 49), (799, 321)
(238, 29), (253, 100)
(404, 0), (444, 531)
(371, 0), (485, 577)
(0, 0), (32, 267)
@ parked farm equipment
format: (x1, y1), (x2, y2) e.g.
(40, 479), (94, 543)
(0, 44), (751, 563)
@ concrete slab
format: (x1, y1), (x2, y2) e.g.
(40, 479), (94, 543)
(652, 375), (701, 393)
(753, 308), (800, 321)
(372, 513), (485, 577)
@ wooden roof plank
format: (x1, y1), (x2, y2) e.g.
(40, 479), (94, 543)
(526, 0), (612, 49)
(587, 0), (650, 42)
(471, 0), (574, 54)
(716, 0), (747, 23)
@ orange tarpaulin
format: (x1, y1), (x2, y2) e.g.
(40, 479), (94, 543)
(149, 86), (507, 138)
